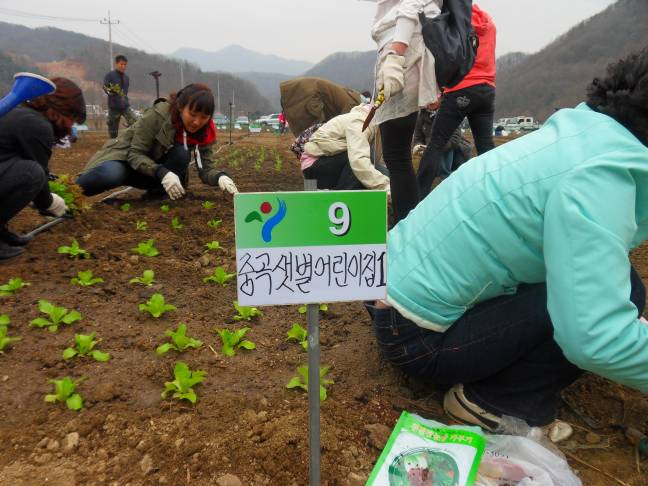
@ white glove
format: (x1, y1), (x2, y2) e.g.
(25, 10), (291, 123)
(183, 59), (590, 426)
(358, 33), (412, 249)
(47, 193), (68, 217)
(161, 172), (186, 200)
(218, 175), (238, 195)
(412, 144), (426, 156)
(377, 54), (406, 101)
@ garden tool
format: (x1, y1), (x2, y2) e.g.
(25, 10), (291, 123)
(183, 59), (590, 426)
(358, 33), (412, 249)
(362, 90), (385, 131)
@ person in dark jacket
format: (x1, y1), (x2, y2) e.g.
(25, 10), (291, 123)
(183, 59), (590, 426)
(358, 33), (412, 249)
(77, 83), (238, 199)
(417, 4), (497, 197)
(104, 54), (136, 138)
(412, 107), (472, 179)
(0, 77), (86, 260)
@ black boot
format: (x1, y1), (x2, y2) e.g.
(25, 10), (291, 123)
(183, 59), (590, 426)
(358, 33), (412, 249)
(0, 226), (32, 246)
(0, 241), (24, 260)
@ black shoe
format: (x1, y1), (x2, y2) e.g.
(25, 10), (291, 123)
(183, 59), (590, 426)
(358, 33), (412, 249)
(0, 241), (24, 260)
(0, 226), (32, 246)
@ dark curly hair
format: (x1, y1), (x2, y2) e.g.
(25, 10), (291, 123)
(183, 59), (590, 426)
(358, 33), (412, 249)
(587, 48), (648, 146)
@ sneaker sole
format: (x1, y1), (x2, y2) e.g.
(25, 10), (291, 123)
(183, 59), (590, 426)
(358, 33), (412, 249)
(444, 387), (500, 432)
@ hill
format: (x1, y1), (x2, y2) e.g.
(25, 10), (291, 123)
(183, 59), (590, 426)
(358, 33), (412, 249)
(0, 22), (272, 113)
(236, 71), (293, 112)
(496, 0), (648, 120)
(304, 51), (376, 93)
(172, 45), (313, 75)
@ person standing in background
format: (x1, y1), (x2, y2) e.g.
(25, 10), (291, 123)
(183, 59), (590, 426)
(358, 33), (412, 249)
(417, 4), (497, 197)
(104, 54), (136, 138)
(369, 0), (443, 224)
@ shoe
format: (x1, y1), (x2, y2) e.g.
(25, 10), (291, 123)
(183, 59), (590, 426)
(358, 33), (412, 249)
(443, 384), (502, 432)
(0, 226), (32, 246)
(0, 241), (24, 260)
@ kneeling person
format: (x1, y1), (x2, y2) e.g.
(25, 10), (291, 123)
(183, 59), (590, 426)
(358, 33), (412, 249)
(298, 104), (390, 193)
(0, 77), (85, 260)
(77, 84), (237, 199)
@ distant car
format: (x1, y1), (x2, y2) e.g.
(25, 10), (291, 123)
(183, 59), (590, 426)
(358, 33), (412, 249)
(259, 113), (281, 127)
(213, 114), (229, 126)
(235, 116), (249, 125)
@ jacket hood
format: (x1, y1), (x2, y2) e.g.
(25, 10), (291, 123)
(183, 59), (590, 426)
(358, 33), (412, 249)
(472, 4), (493, 35)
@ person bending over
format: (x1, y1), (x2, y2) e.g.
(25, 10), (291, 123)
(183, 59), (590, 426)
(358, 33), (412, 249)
(77, 84), (237, 199)
(0, 77), (86, 260)
(296, 104), (390, 193)
(369, 50), (648, 432)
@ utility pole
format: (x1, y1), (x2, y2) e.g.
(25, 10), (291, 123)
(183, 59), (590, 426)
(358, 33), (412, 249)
(217, 77), (221, 114)
(180, 62), (184, 88)
(149, 71), (162, 99)
(100, 11), (119, 71)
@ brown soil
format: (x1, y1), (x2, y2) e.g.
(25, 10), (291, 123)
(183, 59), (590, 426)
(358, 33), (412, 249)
(0, 132), (647, 486)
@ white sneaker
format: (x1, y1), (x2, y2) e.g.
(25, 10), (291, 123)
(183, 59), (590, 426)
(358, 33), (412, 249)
(443, 384), (502, 432)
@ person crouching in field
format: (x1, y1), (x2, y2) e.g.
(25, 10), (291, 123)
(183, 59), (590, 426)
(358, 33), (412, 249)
(0, 78), (86, 260)
(77, 84), (238, 200)
(293, 104), (390, 194)
(368, 49), (648, 433)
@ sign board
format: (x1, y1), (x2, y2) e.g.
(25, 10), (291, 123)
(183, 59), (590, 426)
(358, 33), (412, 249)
(234, 191), (387, 306)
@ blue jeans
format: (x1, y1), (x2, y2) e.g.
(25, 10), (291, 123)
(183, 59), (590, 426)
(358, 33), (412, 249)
(77, 145), (190, 196)
(370, 267), (645, 426)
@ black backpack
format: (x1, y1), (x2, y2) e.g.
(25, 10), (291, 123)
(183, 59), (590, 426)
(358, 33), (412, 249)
(419, 0), (478, 89)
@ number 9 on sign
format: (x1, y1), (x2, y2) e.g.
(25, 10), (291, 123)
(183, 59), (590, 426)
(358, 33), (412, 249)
(329, 202), (351, 236)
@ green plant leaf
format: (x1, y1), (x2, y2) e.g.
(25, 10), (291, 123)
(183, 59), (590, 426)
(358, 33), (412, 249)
(71, 270), (103, 287)
(91, 350), (111, 362)
(66, 394), (83, 411)
(162, 362), (206, 404)
(120, 203), (131, 212)
(139, 293), (176, 318)
(0, 314), (10, 326)
(171, 217), (184, 230)
(203, 267), (236, 286)
(202, 201), (215, 209)
(62, 348), (78, 360)
(132, 239), (159, 257)
(0, 278), (31, 297)
(155, 343), (174, 355)
(57, 239), (90, 259)
(130, 269), (155, 286)
(233, 301), (262, 321)
(135, 220), (148, 231)
(62, 310), (82, 325)
(0, 325), (21, 351)
(160, 204), (170, 213)
(207, 219), (222, 229)
(238, 340), (256, 350)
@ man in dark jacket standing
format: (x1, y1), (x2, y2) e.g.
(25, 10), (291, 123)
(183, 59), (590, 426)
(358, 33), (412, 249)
(104, 54), (136, 138)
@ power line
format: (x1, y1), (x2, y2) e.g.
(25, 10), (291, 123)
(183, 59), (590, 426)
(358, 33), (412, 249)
(0, 7), (99, 23)
(119, 22), (157, 53)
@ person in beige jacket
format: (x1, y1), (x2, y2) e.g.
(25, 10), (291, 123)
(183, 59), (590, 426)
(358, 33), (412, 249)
(300, 104), (390, 193)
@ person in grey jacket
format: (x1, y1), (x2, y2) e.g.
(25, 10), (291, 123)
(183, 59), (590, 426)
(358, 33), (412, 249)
(104, 54), (136, 138)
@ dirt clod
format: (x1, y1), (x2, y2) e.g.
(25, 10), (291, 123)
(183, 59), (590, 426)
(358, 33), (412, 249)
(216, 473), (243, 486)
(140, 454), (155, 475)
(63, 432), (80, 452)
(364, 423), (391, 450)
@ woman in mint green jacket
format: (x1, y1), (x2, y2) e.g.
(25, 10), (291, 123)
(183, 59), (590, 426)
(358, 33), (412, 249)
(370, 50), (648, 431)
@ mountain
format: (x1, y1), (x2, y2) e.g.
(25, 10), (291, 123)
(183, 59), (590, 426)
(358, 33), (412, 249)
(0, 52), (40, 94)
(495, 52), (528, 74)
(172, 45), (313, 75)
(304, 51), (376, 93)
(496, 0), (648, 120)
(236, 71), (292, 112)
(0, 22), (272, 113)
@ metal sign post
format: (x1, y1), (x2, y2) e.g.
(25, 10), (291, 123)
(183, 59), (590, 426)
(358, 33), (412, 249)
(233, 188), (387, 486)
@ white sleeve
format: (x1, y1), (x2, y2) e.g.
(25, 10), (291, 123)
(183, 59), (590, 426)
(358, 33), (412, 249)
(393, 0), (442, 45)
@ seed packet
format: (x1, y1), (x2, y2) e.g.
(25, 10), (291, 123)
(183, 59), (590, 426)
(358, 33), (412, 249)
(367, 411), (486, 486)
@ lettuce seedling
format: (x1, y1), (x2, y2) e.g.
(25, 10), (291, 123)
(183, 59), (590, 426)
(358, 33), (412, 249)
(203, 267), (236, 287)
(156, 323), (203, 355)
(120, 203), (131, 212)
(63, 332), (110, 362)
(298, 304), (329, 314)
(139, 293), (176, 318)
(31, 300), (82, 333)
(71, 270), (104, 287)
(0, 318), (21, 351)
(204, 241), (223, 252)
(132, 239), (159, 257)
(0, 277), (30, 297)
(216, 327), (256, 357)
(160, 204), (171, 213)
(48, 175), (86, 214)
(207, 219), (222, 229)
(171, 217), (184, 230)
(130, 269), (155, 286)
(57, 239), (90, 259)
(202, 201), (215, 209)
(233, 301), (262, 321)
(286, 365), (334, 401)
(44, 376), (84, 411)
(162, 361), (206, 404)
(135, 220), (148, 231)
(286, 323), (308, 351)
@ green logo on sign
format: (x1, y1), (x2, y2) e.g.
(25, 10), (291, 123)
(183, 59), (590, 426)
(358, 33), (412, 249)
(244, 198), (287, 243)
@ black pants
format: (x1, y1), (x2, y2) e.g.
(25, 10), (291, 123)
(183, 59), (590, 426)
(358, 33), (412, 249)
(370, 267), (646, 426)
(302, 152), (388, 190)
(77, 145), (190, 196)
(0, 158), (49, 226)
(418, 84), (496, 197)
(379, 111), (419, 224)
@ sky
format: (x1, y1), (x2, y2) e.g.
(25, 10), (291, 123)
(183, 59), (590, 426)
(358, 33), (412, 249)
(0, 0), (617, 63)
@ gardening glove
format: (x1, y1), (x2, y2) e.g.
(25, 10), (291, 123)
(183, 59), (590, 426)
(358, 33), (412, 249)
(218, 175), (238, 195)
(412, 144), (426, 156)
(161, 172), (186, 201)
(377, 54), (406, 101)
(46, 193), (68, 217)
